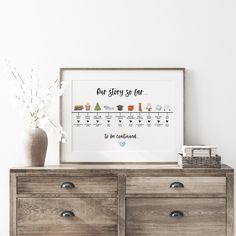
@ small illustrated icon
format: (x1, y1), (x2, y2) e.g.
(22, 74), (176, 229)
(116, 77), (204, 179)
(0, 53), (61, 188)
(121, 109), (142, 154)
(74, 105), (84, 111)
(94, 102), (101, 111)
(85, 102), (91, 111)
(138, 103), (142, 112)
(117, 105), (124, 111)
(104, 105), (114, 111)
(156, 105), (162, 111)
(146, 103), (152, 111)
(119, 141), (126, 147)
(163, 104), (171, 111)
(128, 105), (134, 111)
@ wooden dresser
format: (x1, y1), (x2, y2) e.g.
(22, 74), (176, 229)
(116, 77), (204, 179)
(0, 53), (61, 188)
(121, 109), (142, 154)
(10, 164), (234, 236)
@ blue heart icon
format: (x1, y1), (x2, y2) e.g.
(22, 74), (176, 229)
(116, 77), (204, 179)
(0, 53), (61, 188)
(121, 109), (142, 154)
(119, 141), (126, 147)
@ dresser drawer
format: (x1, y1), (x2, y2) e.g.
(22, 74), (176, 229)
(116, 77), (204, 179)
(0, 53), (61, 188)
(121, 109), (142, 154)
(17, 176), (117, 195)
(126, 198), (226, 236)
(126, 177), (226, 194)
(17, 198), (118, 236)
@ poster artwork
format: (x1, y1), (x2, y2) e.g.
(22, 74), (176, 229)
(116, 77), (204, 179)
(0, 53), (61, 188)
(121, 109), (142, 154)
(60, 69), (184, 163)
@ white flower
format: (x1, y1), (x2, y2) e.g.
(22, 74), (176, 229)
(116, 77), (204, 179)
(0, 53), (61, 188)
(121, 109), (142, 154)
(7, 62), (67, 142)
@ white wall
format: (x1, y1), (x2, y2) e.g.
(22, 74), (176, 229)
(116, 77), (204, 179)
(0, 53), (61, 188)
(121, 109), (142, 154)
(0, 0), (236, 234)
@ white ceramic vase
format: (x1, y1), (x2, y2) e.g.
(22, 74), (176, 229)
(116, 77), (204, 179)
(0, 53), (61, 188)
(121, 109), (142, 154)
(23, 127), (48, 167)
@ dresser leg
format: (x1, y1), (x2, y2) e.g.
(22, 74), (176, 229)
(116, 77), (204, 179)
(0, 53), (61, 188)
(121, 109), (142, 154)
(226, 172), (234, 236)
(118, 175), (126, 236)
(10, 173), (17, 236)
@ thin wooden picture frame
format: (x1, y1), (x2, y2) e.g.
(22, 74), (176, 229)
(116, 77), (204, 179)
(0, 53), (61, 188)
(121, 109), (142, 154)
(60, 68), (185, 164)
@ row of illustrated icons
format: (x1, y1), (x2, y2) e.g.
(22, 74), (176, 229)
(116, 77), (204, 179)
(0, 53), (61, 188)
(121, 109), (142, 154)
(74, 102), (171, 112)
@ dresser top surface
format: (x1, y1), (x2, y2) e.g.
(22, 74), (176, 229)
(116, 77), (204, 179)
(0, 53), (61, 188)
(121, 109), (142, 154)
(10, 163), (233, 174)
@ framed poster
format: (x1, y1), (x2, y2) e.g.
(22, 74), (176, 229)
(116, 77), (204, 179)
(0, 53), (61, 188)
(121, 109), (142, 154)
(60, 68), (185, 163)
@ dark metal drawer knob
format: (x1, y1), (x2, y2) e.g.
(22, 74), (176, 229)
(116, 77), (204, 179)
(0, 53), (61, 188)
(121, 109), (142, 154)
(61, 211), (75, 217)
(169, 210), (184, 217)
(61, 182), (75, 189)
(170, 182), (184, 188)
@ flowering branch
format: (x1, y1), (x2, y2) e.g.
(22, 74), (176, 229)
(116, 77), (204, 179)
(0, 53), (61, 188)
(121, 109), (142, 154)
(7, 62), (67, 142)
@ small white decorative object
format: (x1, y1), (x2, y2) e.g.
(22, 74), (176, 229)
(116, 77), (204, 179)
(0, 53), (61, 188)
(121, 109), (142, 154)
(182, 145), (217, 157)
(7, 62), (67, 166)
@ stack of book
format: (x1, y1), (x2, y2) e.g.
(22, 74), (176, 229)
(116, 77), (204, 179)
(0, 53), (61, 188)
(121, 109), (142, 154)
(178, 145), (221, 168)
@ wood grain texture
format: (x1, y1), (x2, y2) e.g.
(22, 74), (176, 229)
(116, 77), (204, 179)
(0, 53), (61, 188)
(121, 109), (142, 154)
(126, 198), (226, 236)
(17, 176), (117, 195)
(10, 164), (233, 180)
(11, 163), (233, 172)
(126, 177), (226, 195)
(10, 164), (234, 236)
(17, 225), (117, 236)
(118, 175), (126, 236)
(17, 198), (117, 236)
(226, 172), (234, 236)
(10, 173), (17, 236)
